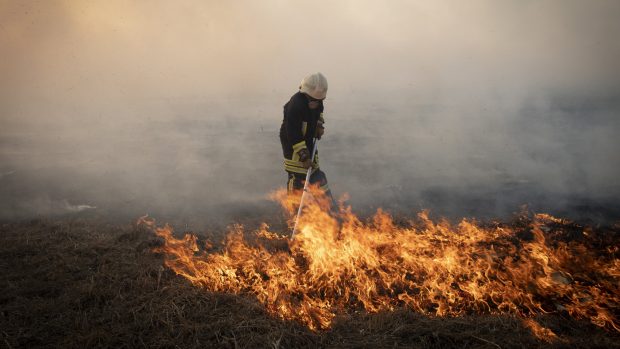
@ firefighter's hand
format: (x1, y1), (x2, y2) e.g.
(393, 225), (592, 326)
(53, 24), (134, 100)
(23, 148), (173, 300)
(316, 124), (325, 140)
(298, 148), (312, 169)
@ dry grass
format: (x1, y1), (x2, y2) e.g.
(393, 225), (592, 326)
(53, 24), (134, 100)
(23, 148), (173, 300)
(0, 217), (619, 348)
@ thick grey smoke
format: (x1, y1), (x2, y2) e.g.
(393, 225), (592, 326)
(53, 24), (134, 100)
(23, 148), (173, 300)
(1, 0), (619, 227)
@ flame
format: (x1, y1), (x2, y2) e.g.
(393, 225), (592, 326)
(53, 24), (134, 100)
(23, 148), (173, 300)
(142, 186), (620, 334)
(522, 318), (561, 343)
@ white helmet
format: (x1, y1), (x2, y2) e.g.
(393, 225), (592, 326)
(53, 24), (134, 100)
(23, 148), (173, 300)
(299, 72), (328, 100)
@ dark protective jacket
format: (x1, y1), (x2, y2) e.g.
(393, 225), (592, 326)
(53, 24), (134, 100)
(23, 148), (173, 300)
(279, 92), (324, 174)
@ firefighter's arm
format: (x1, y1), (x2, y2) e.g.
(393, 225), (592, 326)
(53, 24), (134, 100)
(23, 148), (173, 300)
(285, 100), (310, 165)
(316, 113), (325, 140)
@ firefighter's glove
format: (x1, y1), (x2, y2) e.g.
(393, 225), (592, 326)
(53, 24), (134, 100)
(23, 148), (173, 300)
(297, 148), (312, 169)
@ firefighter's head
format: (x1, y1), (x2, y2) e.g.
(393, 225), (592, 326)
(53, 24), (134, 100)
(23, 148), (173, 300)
(300, 72), (327, 109)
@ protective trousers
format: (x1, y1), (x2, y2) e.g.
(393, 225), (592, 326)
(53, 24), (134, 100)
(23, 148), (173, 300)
(286, 169), (334, 204)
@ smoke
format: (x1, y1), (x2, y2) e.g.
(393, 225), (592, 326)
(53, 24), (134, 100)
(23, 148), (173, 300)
(1, 0), (619, 226)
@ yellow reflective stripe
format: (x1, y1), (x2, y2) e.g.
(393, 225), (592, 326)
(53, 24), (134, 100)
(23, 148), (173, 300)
(284, 159), (304, 167)
(285, 165), (317, 174)
(288, 176), (295, 191)
(283, 160), (319, 174)
(285, 158), (319, 167)
(319, 113), (325, 124)
(292, 141), (306, 152)
(302, 122), (307, 137)
(283, 159), (306, 174)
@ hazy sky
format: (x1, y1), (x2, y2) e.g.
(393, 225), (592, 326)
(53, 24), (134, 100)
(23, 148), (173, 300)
(1, 1), (619, 224)
(2, 1), (619, 114)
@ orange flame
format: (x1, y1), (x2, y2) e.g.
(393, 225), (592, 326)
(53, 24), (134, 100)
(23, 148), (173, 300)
(142, 187), (620, 334)
(522, 318), (561, 343)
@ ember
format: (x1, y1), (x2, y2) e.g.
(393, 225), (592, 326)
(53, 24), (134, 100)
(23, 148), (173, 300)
(144, 187), (619, 333)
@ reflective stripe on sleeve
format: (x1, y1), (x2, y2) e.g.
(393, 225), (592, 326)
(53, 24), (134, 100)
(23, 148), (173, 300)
(292, 140), (306, 153)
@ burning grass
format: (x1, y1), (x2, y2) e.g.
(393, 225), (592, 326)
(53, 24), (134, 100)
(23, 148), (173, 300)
(1, 193), (619, 348)
(149, 188), (620, 336)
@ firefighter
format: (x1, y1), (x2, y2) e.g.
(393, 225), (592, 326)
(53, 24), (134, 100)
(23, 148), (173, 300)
(279, 72), (334, 202)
